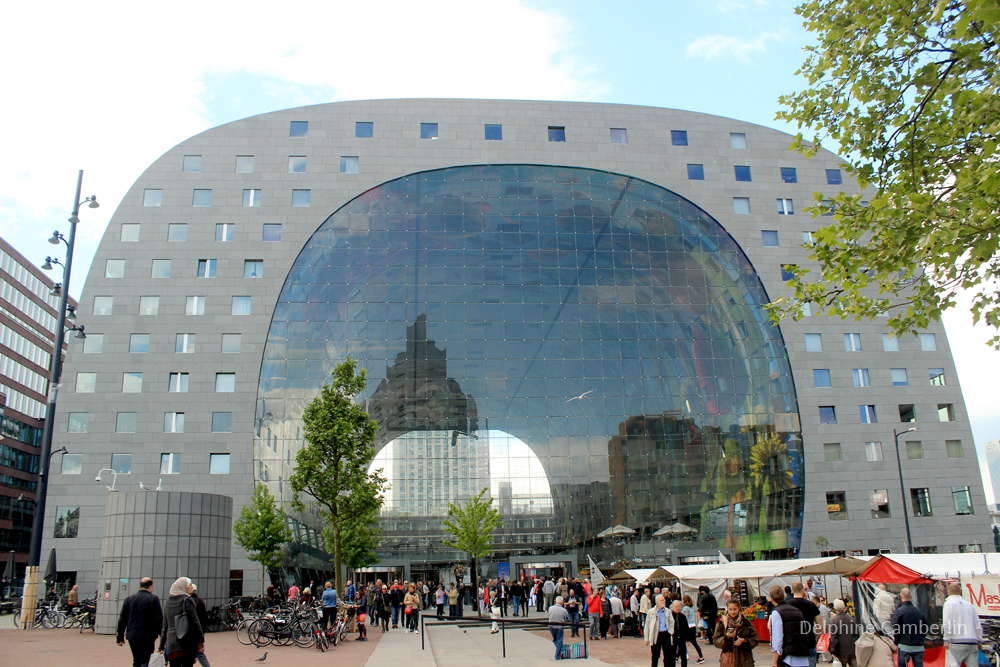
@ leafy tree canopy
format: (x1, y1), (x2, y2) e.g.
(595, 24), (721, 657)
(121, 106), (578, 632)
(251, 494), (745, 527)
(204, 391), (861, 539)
(442, 487), (503, 560)
(233, 483), (293, 586)
(773, 0), (1000, 345)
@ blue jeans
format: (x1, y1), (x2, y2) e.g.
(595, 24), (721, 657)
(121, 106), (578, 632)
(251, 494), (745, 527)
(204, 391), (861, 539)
(567, 610), (580, 636)
(512, 597), (520, 616)
(391, 605), (399, 626)
(899, 651), (925, 667)
(550, 626), (564, 660)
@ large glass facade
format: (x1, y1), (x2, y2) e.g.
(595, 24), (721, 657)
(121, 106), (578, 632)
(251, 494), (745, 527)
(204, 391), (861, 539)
(255, 165), (804, 566)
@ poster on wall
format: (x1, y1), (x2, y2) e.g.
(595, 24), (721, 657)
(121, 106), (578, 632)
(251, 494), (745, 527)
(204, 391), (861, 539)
(962, 576), (1000, 616)
(498, 562), (510, 580)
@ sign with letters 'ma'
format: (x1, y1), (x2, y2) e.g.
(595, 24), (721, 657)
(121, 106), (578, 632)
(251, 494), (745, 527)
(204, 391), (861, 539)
(963, 576), (1000, 616)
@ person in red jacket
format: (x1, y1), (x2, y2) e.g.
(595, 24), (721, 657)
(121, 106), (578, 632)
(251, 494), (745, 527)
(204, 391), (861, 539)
(587, 590), (603, 640)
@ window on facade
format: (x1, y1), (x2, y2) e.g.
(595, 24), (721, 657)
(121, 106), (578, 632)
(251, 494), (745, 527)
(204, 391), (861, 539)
(777, 198), (794, 215)
(143, 189), (162, 207)
(852, 368), (871, 387)
(288, 156), (306, 173)
(106, 259), (125, 278)
(244, 260), (263, 278)
(192, 189), (212, 207)
(76, 372), (96, 393)
(761, 230), (779, 247)
(821, 199), (835, 216)
(733, 198), (750, 214)
(671, 130), (688, 146)
(164, 412), (185, 433)
(122, 372), (143, 393)
(53, 506), (79, 538)
(356, 121), (373, 138)
(899, 404), (916, 422)
(547, 126), (566, 142)
(341, 157), (359, 173)
(67, 413), (88, 434)
(827, 492), (847, 520)
(83, 334), (103, 353)
(116, 413), (137, 433)
(734, 165), (752, 182)
(182, 155), (201, 172)
(167, 223), (187, 242)
(151, 260), (171, 278)
(865, 441), (883, 461)
(222, 333), (242, 353)
(882, 334), (900, 352)
(175, 333), (196, 353)
(160, 453), (181, 474)
(93, 296), (113, 315)
(110, 453), (132, 474)
(210, 454), (231, 474)
(292, 190), (311, 207)
(242, 189), (261, 207)
(215, 373), (236, 392)
(232, 296), (252, 315)
(212, 412), (232, 433)
(420, 123), (438, 139)
(952, 486), (973, 515)
(780, 167), (798, 183)
(920, 333), (937, 351)
(482, 124), (502, 140)
(214, 223), (234, 242)
(845, 333), (862, 351)
(824, 443), (842, 462)
(860, 405), (877, 423)
(890, 368), (908, 386)
(235, 155), (254, 173)
(196, 259), (216, 278)
(929, 368), (946, 385)
(687, 164), (705, 180)
(813, 369), (831, 388)
(781, 265), (796, 281)
(168, 373), (189, 393)
(802, 231), (817, 246)
(289, 121), (308, 137)
(871, 490), (890, 519)
(138, 296), (159, 316)
(262, 224), (281, 242)
(61, 452), (82, 474)
(610, 128), (627, 144)
(805, 333), (822, 351)
(730, 133), (746, 149)
(129, 334), (150, 353)
(947, 440), (964, 458)
(120, 224), (140, 242)
(906, 441), (923, 459)
(938, 404), (955, 421)
(819, 406), (837, 424)
(911, 488), (933, 517)
(826, 169), (843, 185)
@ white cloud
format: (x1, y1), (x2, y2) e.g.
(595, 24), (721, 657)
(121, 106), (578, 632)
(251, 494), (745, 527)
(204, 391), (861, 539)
(685, 31), (783, 63)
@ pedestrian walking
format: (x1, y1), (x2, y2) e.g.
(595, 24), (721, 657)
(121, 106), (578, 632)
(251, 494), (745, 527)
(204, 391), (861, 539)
(599, 589), (612, 640)
(355, 589), (368, 641)
(321, 582), (338, 630)
(435, 584), (446, 619)
(448, 583), (459, 617)
(713, 599), (759, 667)
(645, 594), (676, 667)
(610, 591), (624, 638)
(943, 583), (982, 667)
(829, 599), (859, 667)
(683, 594), (705, 662)
(117, 577), (164, 667)
(188, 583), (211, 667)
(158, 577), (204, 667)
(565, 590), (581, 637)
(769, 585), (810, 667)
(698, 585), (718, 643)
(548, 596), (569, 660)
(404, 583), (420, 633)
(376, 585), (391, 631)
(587, 588), (602, 640)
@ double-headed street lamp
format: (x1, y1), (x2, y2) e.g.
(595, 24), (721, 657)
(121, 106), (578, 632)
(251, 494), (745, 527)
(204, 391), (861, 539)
(893, 426), (918, 555)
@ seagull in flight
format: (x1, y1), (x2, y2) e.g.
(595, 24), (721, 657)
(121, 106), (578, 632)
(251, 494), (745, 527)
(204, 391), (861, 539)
(565, 389), (595, 403)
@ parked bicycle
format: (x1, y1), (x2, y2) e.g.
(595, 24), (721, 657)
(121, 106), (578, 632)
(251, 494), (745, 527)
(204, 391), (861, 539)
(13, 601), (64, 629)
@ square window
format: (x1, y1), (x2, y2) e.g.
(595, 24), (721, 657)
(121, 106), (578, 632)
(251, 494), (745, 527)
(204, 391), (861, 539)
(777, 198), (794, 215)
(185, 296), (205, 315)
(899, 404), (916, 422)
(288, 156), (307, 173)
(76, 372), (96, 393)
(671, 130), (688, 146)
(865, 441), (883, 461)
(212, 412), (232, 433)
(168, 223), (187, 242)
(292, 190), (311, 207)
(805, 333), (823, 351)
(883, 334), (900, 351)
(160, 453), (181, 474)
(289, 121), (308, 137)
(122, 372), (143, 393)
(341, 156), (359, 173)
(210, 454), (231, 474)
(547, 126), (566, 142)
(938, 404), (955, 421)
(860, 405), (877, 423)
(129, 334), (150, 353)
(610, 128), (627, 144)
(168, 373), (189, 392)
(110, 453), (132, 474)
(420, 123), (438, 139)
(139, 296), (159, 315)
(852, 368), (871, 387)
(826, 491), (847, 520)
(780, 167), (798, 183)
(120, 224), (140, 242)
(485, 124), (503, 140)
(947, 440), (964, 458)
(106, 260), (125, 278)
(116, 413), (137, 433)
(192, 189), (212, 206)
(232, 296), (252, 315)
(151, 260), (171, 278)
(216, 373), (236, 392)
(235, 155), (254, 173)
(826, 168), (843, 185)
(244, 260), (263, 278)
(819, 406), (837, 424)
(61, 452), (82, 473)
(920, 333), (937, 351)
(891, 368), (908, 386)
(871, 490), (890, 519)
(929, 368), (946, 385)
(781, 264), (797, 281)
(83, 334), (103, 354)
(164, 412), (185, 433)
(734, 165), (752, 182)
(911, 488), (932, 517)
(824, 443), (842, 462)
(262, 224), (281, 242)
(730, 133), (746, 149)
(215, 223), (234, 242)
(175, 333), (195, 353)
(761, 230), (779, 247)
(845, 333), (862, 351)
(67, 413), (88, 434)
(906, 441), (924, 459)
(813, 369), (831, 388)
(197, 259), (216, 278)
(143, 189), (162, 207)
(182, 155), (202, 172)
(242, 189), (261, 207)
(53, 506), (79, 538)
(687, 164), (705, 180)
(953, 486), (973, 515)
(222, 333), (242, 353)
(733, 197), (750, 214)
(355, 121), (373, 138)
(802, 231), (817, 246)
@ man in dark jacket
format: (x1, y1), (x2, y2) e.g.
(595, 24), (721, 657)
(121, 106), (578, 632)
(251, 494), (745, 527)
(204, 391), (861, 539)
(829, 599), (859, 667)
(117, 578), (164, 667)
(769, 585), (810, 667)
(892, 588), (929, 667)
(698, 586), (718, 643)
(788, 582), (822, 667)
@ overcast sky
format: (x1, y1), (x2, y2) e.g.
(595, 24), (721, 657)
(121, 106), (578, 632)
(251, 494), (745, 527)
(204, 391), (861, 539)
(3, 0), (998, 501)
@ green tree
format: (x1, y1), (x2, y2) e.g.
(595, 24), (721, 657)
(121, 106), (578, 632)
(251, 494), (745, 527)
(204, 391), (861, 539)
(289, 357), (388, 595)
(233, 483), (293, 593)
(443, 487), (503, 613)
(773, 0), (1000, 345)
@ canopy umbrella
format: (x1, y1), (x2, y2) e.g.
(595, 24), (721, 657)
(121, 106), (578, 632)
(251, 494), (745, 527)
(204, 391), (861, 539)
(652, 524), (676, 537)
(43, 548), (57, 583)
(2, 551), (14, 583)
(669, 522), (695, 534)
(596, 524), (634, 538)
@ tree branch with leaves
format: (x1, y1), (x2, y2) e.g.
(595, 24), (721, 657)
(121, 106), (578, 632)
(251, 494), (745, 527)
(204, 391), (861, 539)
(233, 483), (293, 594)
(443, 486), (503, 613)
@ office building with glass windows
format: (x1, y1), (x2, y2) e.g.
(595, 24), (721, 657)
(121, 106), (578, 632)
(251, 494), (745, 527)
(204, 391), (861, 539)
(40, 99), (990, 599)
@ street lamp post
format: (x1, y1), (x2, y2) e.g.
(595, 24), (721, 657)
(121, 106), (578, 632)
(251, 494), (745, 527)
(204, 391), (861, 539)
(21, 170), (97, 628)
(893, 426), (918, 555)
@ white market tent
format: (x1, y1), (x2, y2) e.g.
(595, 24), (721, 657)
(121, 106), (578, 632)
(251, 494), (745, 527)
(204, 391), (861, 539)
(851, 553), (1000, 580)
(692, 556), (868, 579)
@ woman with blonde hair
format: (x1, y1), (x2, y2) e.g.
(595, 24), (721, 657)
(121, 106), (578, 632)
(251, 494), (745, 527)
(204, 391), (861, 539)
(403, 583), (420, 633)
(713, 598), (758, 667)
(158, 577), (204, 667)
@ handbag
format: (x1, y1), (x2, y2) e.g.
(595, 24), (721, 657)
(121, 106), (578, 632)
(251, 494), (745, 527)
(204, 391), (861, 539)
(720, 651), (737, 667)
(405, 606), (412, 614)
(175, 613), (190, 640)
(149, 653), (166, 667)
(816, 633), (831, 653)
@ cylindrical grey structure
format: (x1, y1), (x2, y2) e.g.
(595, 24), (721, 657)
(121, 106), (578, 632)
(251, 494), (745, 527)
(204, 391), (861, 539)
(94, 491), (232, 634)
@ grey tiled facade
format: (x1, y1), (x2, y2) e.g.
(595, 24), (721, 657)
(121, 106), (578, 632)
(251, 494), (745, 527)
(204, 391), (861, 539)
(42, 100), (989, 596)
